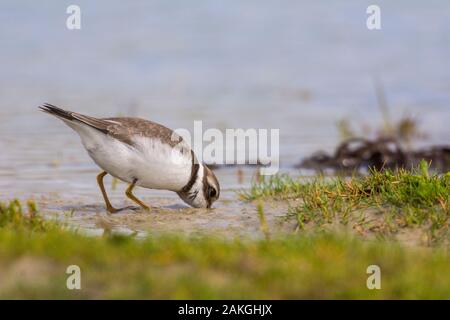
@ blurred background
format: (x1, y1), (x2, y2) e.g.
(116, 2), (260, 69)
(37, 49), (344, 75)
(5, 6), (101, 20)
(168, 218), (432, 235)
(0, 0), (449, 196)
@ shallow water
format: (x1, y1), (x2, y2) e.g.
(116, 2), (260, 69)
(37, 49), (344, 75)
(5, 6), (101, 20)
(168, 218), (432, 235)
(0, 1), (449, 236)
(5, 164), (297, 238)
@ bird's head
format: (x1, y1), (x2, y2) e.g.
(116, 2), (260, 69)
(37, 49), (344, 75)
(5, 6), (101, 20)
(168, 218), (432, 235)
(177, 164), (220, 208)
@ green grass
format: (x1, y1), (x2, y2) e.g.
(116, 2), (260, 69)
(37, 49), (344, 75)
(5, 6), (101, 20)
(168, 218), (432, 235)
(0, 198), (449, 299)
(240, 163), (449, 246)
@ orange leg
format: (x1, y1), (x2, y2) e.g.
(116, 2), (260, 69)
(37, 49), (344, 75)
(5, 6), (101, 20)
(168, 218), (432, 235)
(96, 171), (120, 214)
(125, 179), (150, 210)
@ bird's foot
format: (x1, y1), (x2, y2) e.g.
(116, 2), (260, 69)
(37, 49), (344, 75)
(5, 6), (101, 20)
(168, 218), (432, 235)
(106, 205), (141, 214)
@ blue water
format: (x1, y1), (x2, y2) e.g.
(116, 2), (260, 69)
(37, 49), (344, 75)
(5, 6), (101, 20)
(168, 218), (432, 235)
(0, 0), (449, 176)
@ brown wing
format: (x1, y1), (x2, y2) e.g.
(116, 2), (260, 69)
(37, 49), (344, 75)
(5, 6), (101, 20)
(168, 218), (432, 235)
(40, 103), (183, 147)
(103, 117), (183, 147)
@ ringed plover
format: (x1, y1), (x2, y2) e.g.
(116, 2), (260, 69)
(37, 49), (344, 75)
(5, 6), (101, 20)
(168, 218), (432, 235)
(39, 103), (220, 213)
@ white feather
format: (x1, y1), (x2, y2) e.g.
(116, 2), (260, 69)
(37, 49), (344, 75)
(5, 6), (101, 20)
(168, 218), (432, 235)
(64, 119), (192, 191)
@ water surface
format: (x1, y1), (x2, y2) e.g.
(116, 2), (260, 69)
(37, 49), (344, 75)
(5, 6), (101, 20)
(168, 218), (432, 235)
(1, 1), (449, 236)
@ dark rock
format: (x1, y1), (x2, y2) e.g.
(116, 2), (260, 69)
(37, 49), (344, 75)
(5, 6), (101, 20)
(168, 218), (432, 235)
(297, 137), (449, 174)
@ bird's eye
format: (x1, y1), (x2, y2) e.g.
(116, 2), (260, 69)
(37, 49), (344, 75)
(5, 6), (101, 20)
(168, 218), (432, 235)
(208, 186), (217, 198)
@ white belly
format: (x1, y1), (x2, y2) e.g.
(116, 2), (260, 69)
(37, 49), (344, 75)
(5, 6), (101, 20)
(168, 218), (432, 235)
(71, 122), (192, 191)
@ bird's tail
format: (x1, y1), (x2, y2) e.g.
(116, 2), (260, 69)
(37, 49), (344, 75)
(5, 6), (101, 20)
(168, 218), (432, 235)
(39, 103), (109, 134)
